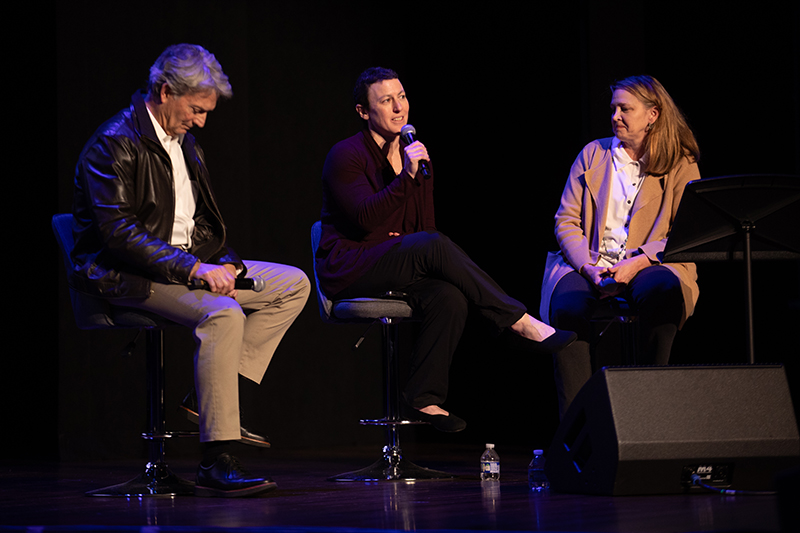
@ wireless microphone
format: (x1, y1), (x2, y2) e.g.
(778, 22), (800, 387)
(188, 277), (266, 292)
(400, 124), (430, 178)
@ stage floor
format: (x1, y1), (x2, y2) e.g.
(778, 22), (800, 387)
(0, 444), (789, 532)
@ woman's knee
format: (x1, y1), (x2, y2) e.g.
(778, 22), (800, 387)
(415, 281), (468, 319)
(630, 266), (682, 306)
(550, 274), (596, 322)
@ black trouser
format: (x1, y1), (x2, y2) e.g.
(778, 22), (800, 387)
(549, 266), (683, 417)
(335, 231), (527, 408)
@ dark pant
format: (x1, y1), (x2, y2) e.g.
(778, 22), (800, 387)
(335, 231), (527, 408)
(549, 266), (683, 417)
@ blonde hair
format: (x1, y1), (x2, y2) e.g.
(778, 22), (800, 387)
(611, 75), (699, 176)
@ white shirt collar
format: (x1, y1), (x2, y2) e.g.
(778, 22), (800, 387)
(611, 136), (649, 171)
(612, 136), (635, 169)
(145, 104), (185, 149)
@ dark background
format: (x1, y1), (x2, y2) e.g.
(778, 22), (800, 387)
(22, 1), (799, 461)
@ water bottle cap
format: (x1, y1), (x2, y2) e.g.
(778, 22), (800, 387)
(485, 443), (494, 449)
(534, 449), (544, 454)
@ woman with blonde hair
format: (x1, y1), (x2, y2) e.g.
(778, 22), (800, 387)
(540, 75), (701, 416)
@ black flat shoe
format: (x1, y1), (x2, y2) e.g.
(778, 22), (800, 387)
(401, 404), (467, 433)
(195, 453), (276, 498)
(504, 327), (577, 354)
(180, 389), (271, 448)
(536, 328), (578, 353)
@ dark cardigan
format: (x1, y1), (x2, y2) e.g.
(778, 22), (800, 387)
(316, 130), (436, 296)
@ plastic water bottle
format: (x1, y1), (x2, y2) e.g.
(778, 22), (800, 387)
(480, 443), (500, 481)
(528, 449), (549, 491)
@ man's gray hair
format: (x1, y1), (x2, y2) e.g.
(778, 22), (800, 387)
(148, 44), (233, 100)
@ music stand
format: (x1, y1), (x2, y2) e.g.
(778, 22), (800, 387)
(662, 174), (800, 363)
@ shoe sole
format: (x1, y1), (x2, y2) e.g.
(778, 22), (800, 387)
(241, 434), (271, 448)
(194, 480), (277, 498)
(400, 406), (467, 433)
(180, 405), (200, 425)
(179, 406), (271, 448)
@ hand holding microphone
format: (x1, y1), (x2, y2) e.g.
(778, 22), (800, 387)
(400, 124), (430, 179)
(188, 262), (265, 296)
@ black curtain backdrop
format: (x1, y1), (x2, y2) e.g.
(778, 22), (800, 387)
(25, 0), (798, 461)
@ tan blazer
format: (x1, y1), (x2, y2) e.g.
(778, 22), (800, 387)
(540, 138), (700, 327)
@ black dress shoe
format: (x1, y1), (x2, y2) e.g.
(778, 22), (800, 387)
(401, 404), (467, 433)
(180, 389), (271, 448)
(195, 453), (277, 498)
(504, 327), (577, 354)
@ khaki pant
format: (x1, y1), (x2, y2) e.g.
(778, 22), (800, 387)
(115, 260), (309, 442)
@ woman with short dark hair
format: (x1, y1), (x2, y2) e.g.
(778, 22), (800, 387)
(316, 67), (576, 432)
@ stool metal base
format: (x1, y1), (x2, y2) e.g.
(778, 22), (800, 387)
(86, 461), (195, 497)
(328, 445), (453, 482)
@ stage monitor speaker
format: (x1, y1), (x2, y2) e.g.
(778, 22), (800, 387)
(545, 365), (800, 496)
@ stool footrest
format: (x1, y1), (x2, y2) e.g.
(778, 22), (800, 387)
(142, 431), (200, 439)
(360, 418), (427, 426)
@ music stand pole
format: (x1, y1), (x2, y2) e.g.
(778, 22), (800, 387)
(661, 174), (800, 365)
(743, 221), (755, 364)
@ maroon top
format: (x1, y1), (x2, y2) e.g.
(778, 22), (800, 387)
(316, 130), (436, 296)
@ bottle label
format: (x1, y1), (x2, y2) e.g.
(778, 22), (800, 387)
(481, 461), (500, 474)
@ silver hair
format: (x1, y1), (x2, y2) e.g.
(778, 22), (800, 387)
(147, 44), (233, 100)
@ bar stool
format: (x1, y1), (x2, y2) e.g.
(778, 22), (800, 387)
(311, 221), (452, 481)
(53, 213), (196, 497)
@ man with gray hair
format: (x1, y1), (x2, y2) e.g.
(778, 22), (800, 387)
(71, 44), (309, 497)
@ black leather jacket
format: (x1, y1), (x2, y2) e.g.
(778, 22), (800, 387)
(70, 91), (243, 299)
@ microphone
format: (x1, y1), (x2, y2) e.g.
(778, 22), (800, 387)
(188, 277), (267, 292)
(400, 124), (430, 179)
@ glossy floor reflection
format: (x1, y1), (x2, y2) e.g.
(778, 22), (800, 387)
(0, 444), (791, 532)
